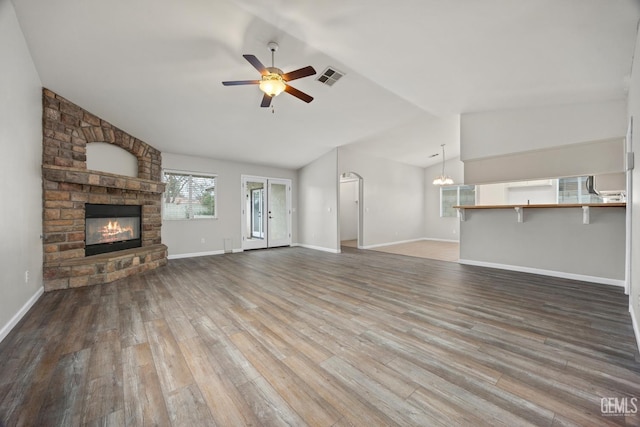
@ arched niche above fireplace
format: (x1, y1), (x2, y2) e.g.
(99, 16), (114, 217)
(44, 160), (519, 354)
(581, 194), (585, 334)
(87, 142), (138, 177)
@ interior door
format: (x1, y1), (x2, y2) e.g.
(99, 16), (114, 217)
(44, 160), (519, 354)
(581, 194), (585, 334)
(242, 177), (268, 250)
(267, 179), (291, 247)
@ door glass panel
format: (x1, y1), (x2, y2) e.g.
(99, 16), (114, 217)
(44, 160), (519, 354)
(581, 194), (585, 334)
(245, 180), (265, 242)
(269, 183), (288, 243)
(251, 189), (264, 238)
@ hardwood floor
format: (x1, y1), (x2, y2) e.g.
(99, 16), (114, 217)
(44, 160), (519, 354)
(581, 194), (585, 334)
(1, 247), (639, 426)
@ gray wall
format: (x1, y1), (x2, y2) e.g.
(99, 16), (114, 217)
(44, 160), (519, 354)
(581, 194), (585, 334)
(628, 25), (640, 350)
(338, 147), (424, 247)
(0, 0), (44, 340)
(464, 138), (626, 184)
(461, 100), (627, 185)
(298, 149), (339, 252)
(424, 157), (464, 242)
(459, 206), (626, 284)
(162, 152), (298, 257)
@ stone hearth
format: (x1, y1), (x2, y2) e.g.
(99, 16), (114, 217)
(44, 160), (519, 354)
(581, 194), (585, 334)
(42, 89), (167, 291)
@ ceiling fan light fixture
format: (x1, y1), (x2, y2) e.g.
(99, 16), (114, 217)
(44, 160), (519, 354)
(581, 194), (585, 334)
(259, 73), (286, 97)
(222, 42), (316, 106)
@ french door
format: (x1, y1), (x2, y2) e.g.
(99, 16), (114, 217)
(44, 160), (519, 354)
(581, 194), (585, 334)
(241, 176), (291, 250)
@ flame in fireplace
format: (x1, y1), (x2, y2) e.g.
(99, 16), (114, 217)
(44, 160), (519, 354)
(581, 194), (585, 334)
(99, 220), (134, 243)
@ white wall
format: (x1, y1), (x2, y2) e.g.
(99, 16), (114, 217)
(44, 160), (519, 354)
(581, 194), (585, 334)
(461, 100), (627, 161)
(476, 181), (558, 205)
(338, 147), (424, 248)
(506, 186), (557, 205)
(298, 149), (339, 252)
(628, 25), (640, 352)
(161, 152), (297, 257)
(476, 183), (507, 205)
(424, 157), (464, 242)
(339, 180), (358, 241)
(0, 0), (43, 341)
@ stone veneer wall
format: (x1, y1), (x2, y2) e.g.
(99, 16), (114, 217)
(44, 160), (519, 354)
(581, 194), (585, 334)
(42, 89), (167, 291)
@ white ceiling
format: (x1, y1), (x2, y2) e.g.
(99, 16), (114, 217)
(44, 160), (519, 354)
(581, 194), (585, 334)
(10, 0), (640, 169)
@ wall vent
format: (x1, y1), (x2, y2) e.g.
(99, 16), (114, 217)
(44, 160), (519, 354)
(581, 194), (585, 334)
(317, 67), (344, 86)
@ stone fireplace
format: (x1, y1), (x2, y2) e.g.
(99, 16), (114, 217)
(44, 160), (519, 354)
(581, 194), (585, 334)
(42, 89), (167, 291)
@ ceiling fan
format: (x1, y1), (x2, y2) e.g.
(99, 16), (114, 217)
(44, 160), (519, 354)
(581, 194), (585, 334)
(222, 42), (316, 108)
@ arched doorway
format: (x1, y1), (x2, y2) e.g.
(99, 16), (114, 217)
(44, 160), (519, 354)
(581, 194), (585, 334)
(339, 172), (364, 248)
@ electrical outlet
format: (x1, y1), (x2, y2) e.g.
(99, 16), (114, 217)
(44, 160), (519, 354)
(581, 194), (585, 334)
(201, 238), (205, 244)
(25, 270), (29, 283)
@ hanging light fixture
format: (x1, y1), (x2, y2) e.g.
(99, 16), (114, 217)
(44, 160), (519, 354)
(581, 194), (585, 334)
(258, 42), (287, 97)
(433, 144), (454, 185)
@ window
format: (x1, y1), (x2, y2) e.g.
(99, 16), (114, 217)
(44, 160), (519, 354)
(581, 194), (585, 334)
(558, 176), (602, 204)
(440, 185), (475, 217)
(163, 170), (217, 220)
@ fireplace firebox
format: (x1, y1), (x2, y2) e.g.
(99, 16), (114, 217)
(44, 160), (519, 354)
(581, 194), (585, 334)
(85, 204), (142, 256)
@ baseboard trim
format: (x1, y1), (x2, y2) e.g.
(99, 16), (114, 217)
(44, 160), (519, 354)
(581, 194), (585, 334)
(297, 244), (340, 254)
(0, 286), (44, 343)
(630, 305), (640, 355)
(458, 259), (625, 287)
(168, 250), (225, 260)
(423, 237), (460, 243)
(362, 238), (426, 250)
(361, 237), (460, 250)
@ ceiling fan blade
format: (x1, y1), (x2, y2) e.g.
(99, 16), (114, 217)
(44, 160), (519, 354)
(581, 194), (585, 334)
(284, 85), (314, 103)
(282, 66), (317, 81)
(243, 54), (268, 75)
(222, 80), (260, 86)
(260, 94), (273, 108)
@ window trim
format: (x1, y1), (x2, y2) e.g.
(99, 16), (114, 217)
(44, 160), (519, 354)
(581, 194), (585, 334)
(162, 169), (218, 221)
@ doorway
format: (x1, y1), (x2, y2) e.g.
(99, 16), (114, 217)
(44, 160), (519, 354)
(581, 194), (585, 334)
(339, 172), (363, 248)
(242, 176), (292, 250)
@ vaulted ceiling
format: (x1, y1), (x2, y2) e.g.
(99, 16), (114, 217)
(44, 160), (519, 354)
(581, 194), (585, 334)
(11, 0), (640, 169)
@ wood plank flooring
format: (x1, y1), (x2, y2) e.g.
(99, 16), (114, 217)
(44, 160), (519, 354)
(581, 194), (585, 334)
(1, 246), (639, 426)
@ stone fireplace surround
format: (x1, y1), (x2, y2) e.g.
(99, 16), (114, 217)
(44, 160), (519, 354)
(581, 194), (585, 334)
(42, 89), (167, 291)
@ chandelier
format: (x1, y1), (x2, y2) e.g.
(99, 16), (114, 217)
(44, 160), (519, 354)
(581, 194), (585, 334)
(433, 144), (453, 185)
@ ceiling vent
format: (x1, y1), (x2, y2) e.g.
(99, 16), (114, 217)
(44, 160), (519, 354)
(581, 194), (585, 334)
(317, 67), (344, 86)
